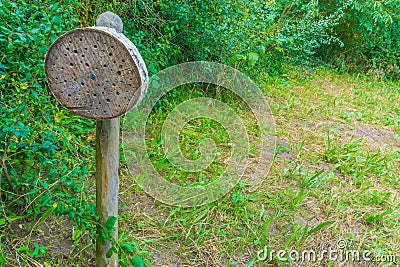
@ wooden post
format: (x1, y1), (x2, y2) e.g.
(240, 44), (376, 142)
(96, 119), (119, 267)
(95, 12), (123, 267)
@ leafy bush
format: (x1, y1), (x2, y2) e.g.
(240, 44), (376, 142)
(0, 0), (97, 248)
(74, 0), (399, 79)
(75, 0), (346, 77)
(317, 0), (400, 79)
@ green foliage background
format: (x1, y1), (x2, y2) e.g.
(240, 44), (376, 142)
(0, 0), (96, 230)
(0, 0), (399, 265)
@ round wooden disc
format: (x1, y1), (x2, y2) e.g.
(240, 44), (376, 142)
(44, 27), (148, 120)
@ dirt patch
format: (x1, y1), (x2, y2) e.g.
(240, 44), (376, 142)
(305, 120), (399, 151)
(150, 244), (187, 267)
(5, 215), (93, 266)
(351, 125), (399, 149)
(275, 138), (296, 162)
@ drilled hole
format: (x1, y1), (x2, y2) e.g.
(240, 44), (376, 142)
(73, 49), (78, 53)
(117, 71), (121, 75)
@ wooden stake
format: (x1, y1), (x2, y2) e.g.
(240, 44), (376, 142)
(96, 118), (119, 267)
(95, 12), (123, 267)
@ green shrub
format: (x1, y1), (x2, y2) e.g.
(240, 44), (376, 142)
(72, 0), (399, 79)
(123, 0), (345, 77)
(0, 0), (97, 236)
(317, 0), (400, 79)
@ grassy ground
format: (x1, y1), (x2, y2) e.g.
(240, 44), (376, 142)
(3, 68), (399, 266)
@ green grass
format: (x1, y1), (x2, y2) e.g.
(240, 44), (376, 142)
(115, 68), (399, 266)
(3, 67), (399, 266)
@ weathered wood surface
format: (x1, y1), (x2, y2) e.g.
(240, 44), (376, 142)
(96, 11), (124, 33)
(96, 118), (119, 267)
(93, 12), (125, 267)
(44, 23), (148, 120)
